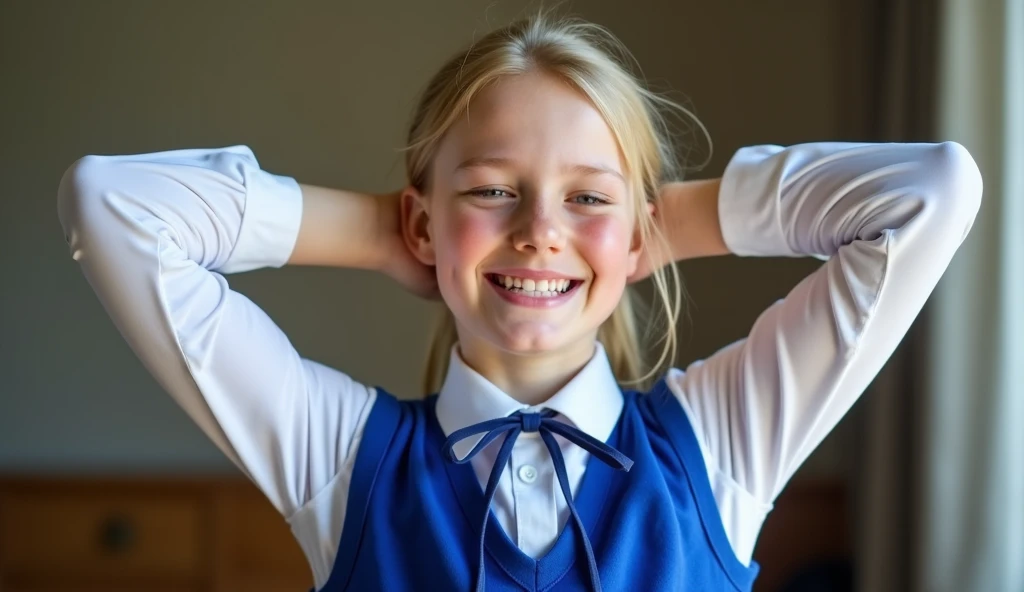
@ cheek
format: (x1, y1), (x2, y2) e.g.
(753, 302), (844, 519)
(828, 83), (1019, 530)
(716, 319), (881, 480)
(576, 216), (634, 275)
(436, 208), (505, 274)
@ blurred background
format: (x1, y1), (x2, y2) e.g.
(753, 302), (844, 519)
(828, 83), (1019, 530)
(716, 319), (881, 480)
(0, 0), (1019, 591)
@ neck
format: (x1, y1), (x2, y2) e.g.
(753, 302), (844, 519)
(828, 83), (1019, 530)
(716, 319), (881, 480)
(455, 332), (597, 407)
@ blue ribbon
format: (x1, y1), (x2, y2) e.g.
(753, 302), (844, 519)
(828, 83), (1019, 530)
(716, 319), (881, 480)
(443, 408), (634, 592)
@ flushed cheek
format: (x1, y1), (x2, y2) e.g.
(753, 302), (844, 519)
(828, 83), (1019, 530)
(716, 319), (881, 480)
(436, 209), (504, 291)
(575, 216), (634, 280)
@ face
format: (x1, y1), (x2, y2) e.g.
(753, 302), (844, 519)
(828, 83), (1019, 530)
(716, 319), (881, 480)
(405, 71), (643, 362)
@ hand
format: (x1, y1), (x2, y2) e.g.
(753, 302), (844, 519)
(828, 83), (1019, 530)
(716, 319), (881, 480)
(376, 191), (440, 300)
(628, 178), (729, 284)
(627, 200), (674, 284)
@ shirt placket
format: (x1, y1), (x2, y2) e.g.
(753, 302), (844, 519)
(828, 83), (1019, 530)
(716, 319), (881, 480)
(510, 432), (558, 556)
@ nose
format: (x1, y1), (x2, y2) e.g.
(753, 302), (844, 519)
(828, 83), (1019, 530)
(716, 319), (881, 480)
(511, 197), (566, 254)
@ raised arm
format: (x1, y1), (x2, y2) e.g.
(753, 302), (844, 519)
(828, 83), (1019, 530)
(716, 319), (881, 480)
(666, 141), (982, 505)
(56, 146), (378, 520)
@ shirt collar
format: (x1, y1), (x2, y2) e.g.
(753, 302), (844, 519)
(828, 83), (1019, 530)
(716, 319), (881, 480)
(435, 342), (624, 460)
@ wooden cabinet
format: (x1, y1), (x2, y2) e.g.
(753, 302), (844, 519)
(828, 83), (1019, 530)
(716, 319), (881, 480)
(0, 476), (848, 592)
(0, 478), (311, 592)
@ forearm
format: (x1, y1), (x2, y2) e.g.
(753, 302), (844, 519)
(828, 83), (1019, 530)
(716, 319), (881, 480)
(659, 177), (731, 261)
(288, 184), (387, 269)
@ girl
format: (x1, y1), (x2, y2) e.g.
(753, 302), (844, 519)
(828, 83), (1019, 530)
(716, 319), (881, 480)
(57, 13), (982, 592)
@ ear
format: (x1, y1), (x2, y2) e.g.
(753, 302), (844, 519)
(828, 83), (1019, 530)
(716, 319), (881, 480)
(401, 186), (436, 265)
(626, 201), (656, 276)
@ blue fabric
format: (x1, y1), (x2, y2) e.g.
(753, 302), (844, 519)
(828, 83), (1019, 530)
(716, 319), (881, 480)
(319, 379), (761, 592)
(442, 408), (635, 591)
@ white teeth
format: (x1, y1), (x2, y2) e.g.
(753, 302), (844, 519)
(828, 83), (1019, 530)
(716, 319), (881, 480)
(492, 274), (575, 297)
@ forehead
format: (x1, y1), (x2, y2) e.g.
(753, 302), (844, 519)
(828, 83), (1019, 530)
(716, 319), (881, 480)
(434, 72), (625, 176)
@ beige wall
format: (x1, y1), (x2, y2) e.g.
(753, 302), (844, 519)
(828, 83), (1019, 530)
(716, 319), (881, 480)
(0, 0), (868, 474)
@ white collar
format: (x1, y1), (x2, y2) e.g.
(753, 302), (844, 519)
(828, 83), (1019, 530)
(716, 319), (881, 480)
(435, 342), (624, 460)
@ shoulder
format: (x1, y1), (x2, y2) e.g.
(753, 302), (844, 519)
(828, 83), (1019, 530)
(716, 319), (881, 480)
(630, 376), (685, 419)
(359, 387), (437, 443)
(627, 376), (704, 455)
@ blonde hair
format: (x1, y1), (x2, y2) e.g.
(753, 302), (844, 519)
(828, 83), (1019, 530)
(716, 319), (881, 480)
(407, 11), (706, 394)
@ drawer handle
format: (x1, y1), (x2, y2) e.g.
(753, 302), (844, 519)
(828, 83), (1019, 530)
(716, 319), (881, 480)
(97, 514), (136, 553)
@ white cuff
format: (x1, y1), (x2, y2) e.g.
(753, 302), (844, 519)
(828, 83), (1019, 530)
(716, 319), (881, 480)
(222, 168), (303, 273)
(718, 145), (795, 258)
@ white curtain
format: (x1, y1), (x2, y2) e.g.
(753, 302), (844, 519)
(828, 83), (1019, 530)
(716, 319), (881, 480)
(921, 1), (1024, 591)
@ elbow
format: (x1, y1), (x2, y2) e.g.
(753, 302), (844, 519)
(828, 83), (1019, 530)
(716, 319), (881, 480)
(57, 155), (104, 216)
(932, 141), (984, 242)
(56, 155), (111, 250)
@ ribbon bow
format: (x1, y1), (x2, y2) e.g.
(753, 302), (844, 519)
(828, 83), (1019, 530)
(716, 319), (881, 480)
(443, 408), (633, 592)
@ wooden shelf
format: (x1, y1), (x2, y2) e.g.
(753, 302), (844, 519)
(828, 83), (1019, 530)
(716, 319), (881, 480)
(0, 477), (311, 592)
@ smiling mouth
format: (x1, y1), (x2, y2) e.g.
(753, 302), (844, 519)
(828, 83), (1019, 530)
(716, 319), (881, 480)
(486, 274), (583, 298)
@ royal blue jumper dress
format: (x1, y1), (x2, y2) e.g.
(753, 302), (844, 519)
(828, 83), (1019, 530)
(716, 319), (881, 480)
(317, 379), (760, 591)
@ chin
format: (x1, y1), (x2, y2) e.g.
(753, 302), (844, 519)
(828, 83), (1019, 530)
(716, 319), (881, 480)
(494, 333), (563, 354)
(487, 323), (587, 356)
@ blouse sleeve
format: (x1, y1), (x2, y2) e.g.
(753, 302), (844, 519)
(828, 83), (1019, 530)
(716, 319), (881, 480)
(56, 146), (376, 522)
(666, 141), (982, 506)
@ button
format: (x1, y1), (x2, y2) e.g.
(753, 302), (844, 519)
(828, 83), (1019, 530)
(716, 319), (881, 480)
(517, 465), (538, 484)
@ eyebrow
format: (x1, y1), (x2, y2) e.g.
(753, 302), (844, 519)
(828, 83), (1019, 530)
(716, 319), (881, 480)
(454, 156), (626, 184)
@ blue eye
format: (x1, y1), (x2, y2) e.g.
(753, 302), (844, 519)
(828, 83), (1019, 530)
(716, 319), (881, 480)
(571, 194), (608, 205)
